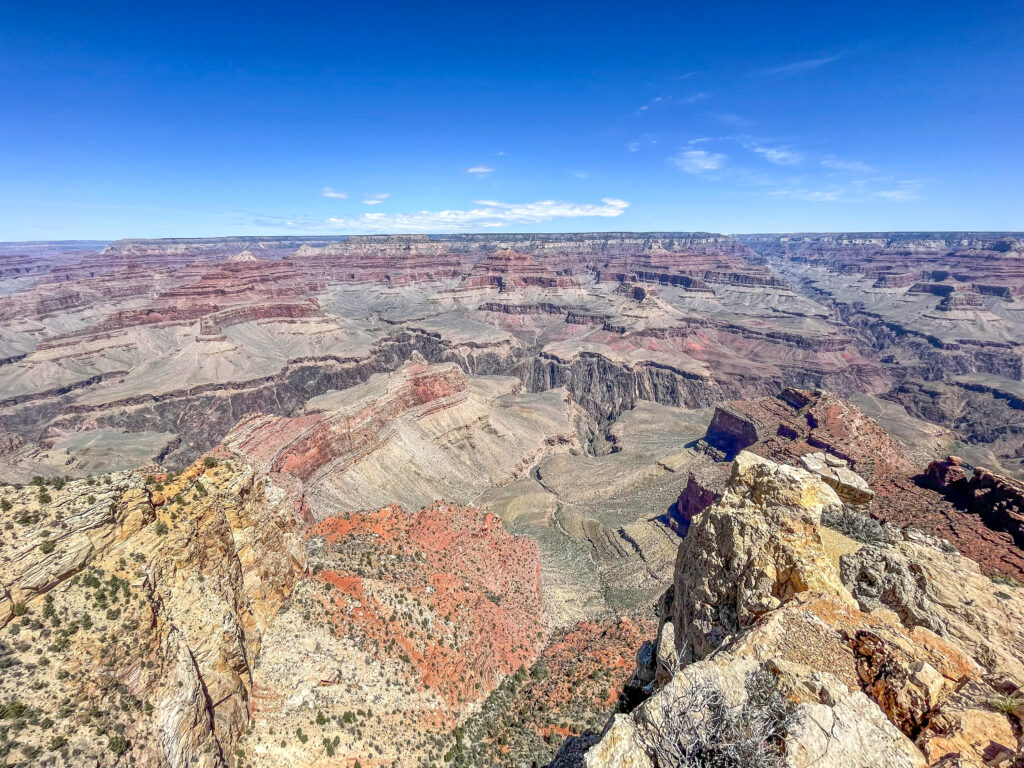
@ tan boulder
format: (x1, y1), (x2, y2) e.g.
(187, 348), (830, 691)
(674, 451), (855, 662)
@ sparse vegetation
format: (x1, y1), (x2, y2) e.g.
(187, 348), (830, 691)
(991, 693), (1023, 716)
(632, 667), (799, 768)
(108, 734), (128, 755)
(991, 573), (1024, 589)
(821, 505), (887, 545)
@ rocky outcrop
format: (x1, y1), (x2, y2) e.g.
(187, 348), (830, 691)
(672, 452), (855, 662)
(696, 389), (1024, 581)
(577, 453), (1024, 768)
(0, 454), (307, 766)
(925, 455), (1024, 549)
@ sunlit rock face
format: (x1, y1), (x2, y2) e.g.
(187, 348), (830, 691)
(579, 452), (1024, 768)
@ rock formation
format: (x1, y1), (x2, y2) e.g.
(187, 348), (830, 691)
(0, 454), (307, 766)
(575, 452), (1024, 768)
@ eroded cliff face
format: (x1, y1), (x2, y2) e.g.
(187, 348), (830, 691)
(0, 455), (307, 766)
(0, 233), (896, 482)
(576, 453), (1024, 768)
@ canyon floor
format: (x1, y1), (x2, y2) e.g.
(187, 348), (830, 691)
(1, 232), (1023, 767)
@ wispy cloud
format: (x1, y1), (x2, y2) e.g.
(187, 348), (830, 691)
(876, 181), (922, 202)
(768, 184), (863, 202)
(767, 178), (923, 203)
(639, 92), (708, 112)
(758, 55), (840, 77)
(679, 92), (710, 104)
(466, 165), (494, 176)
(627, 141), (640, 153)
(571, 170), (591, 178)
(321, 187), (348, 199)
(750, 144), (803, 165)
(254, 198), (629, 233)
(673, 149), (726, 174)
(821, 157), (875, 172)
(363, 193), (390, 205)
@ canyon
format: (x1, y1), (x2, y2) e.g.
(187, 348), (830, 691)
(1, 231), (1023, 767)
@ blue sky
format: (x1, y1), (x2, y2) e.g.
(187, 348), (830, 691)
(1, 1), (1022, 239)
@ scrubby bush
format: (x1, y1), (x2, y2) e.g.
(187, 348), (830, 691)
(108, 734), (128, 755)
(821, 505), (887, 545)
(39, 540), (56, 554)
(203, 457), (218, 469)
(154, 521), (169, 536)
(633, 667), (799, 768)
(991, 693), (1023, 715)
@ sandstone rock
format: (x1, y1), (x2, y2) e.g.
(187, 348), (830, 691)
(582, 451), (1024, 768)
(800, 451), (875, 503)
(586, 656), (927, 768)
(0, 456), (307, 766)
(673, 451), (852, 662)
(917, 679), (1020, 768)
(153, 629), (226, 768)
(841, 538), (1024, 682)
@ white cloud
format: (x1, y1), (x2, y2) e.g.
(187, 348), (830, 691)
(640, 93), (708, 112)
(821, 157), (874, 172)
(768, 186), (851, 202)
(572, 170), (590, 178)
(363, 193), (390, 205)
(321, 187), (348, 199)
(270, 198), (632, 233)
(758, 55), (840, 76)
(627, 141), (640, 153)
(751, 145), (803, 165)
(466, 165), (494, 176)
(876, 183), (921, 202)
(673, 149), (726, 174)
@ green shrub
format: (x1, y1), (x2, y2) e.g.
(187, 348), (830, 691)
(1, 700), (27, 719)
(154, 521), (169, 536)
(0, 499), (11, 512)
(108, 734), (128, 755)
(39, 540), (56, 554)
(821, 505), (887, 545)
(203, 457), (218, 469)
(991, 693), (1023, 715)
(38, 491), (52, 505)
(11, 602), (27, 617)
(991, 573), (1024, 589)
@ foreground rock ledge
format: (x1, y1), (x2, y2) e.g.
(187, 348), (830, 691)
(574, 452), (1024, 768)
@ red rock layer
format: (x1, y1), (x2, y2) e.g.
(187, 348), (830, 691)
(224, 361), (469, 480)
(307, 502), (546, 707)
(462, 250), (579, 290)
